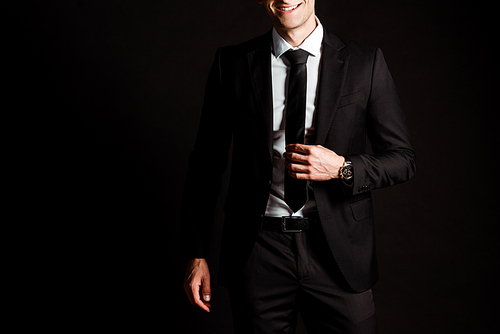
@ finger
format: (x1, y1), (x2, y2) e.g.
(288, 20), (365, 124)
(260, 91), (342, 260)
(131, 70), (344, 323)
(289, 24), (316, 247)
(284, 152), (309, 163)
(285, 160), (309, 172)
(183, 280), (196, 306)
(289, 169), (310, 180)
(201, 275), (211, 303)
(192, 283), (211, 312)
(286, 143), (310, 154)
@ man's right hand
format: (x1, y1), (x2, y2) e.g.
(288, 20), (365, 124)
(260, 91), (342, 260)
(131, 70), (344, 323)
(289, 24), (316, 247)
(183, 258), (212, 312)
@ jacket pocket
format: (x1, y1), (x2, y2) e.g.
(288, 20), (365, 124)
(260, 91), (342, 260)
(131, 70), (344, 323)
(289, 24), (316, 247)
(338, 91), (363, 109)
(350, 197), (373, 222)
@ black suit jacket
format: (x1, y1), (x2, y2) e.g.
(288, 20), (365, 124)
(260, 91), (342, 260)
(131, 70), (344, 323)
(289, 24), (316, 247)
(182, 28), (416, 292)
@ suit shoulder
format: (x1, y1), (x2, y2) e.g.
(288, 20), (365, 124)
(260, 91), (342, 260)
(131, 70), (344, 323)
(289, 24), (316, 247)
(326, 31), (378, 57)
(237, 32), (271, 50)
(217, 31), (271, 57)
(341, 37), (378, 56)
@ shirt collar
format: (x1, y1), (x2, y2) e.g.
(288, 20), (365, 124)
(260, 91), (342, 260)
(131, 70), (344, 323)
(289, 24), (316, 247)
(271, 16), (323, 59)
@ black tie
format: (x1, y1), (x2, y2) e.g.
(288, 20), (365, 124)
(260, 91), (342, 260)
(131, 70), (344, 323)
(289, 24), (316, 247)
(283, 49), (309, 213)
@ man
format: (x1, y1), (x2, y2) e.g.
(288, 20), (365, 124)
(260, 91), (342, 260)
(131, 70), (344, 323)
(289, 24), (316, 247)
(182, 0), (416, 332)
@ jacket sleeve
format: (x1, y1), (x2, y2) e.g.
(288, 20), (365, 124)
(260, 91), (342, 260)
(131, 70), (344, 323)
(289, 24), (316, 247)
(348, 48), (416, 195)
(181, 48), (232, 260)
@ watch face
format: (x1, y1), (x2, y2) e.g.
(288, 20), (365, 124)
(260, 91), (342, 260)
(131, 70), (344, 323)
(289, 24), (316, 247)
(342, 165), (353, 179)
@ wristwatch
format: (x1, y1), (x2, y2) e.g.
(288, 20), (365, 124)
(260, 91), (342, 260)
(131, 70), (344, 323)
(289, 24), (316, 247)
(339, 158), (354, 186)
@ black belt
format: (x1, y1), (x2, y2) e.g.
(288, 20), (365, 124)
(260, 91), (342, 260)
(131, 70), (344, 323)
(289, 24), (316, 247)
(261, 215), (320, 233)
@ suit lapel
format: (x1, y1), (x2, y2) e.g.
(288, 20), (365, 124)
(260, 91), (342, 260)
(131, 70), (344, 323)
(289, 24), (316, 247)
(315, 30), (349, 146)
(247, 31), (274, 164)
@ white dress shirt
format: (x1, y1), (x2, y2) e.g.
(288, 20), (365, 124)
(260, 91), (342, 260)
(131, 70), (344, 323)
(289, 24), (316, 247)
(264, 18), (324, 217)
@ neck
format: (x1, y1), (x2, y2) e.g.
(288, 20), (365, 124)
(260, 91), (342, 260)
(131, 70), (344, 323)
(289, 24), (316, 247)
(274, 15), (318, 47)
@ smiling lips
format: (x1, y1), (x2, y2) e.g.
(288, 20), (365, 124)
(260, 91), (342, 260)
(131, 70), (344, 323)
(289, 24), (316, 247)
(277, 3), (301, 13)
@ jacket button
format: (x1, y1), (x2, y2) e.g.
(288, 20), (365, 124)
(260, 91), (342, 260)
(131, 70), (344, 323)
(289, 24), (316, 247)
(358, 185), (370, 192)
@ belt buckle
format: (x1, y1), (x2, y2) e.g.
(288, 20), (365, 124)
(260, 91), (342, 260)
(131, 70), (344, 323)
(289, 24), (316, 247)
(281, 216), (305, 233)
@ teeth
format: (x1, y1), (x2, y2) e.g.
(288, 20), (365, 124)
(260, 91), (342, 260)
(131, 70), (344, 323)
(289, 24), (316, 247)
(280, 4), (299, 11)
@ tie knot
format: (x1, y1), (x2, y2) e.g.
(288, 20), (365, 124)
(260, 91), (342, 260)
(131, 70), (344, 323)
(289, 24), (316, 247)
(284, 49), (309, 65)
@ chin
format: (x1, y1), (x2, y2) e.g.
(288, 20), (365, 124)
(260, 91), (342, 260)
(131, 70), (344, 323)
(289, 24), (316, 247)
(276, 17), (305, 30)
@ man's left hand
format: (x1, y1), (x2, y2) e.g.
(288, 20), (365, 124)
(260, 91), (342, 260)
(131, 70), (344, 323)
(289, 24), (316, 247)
(284, 144), (345, 181)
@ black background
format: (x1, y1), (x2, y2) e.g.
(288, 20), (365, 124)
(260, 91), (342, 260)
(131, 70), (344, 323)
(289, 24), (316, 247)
(28, 1), (498, 332)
